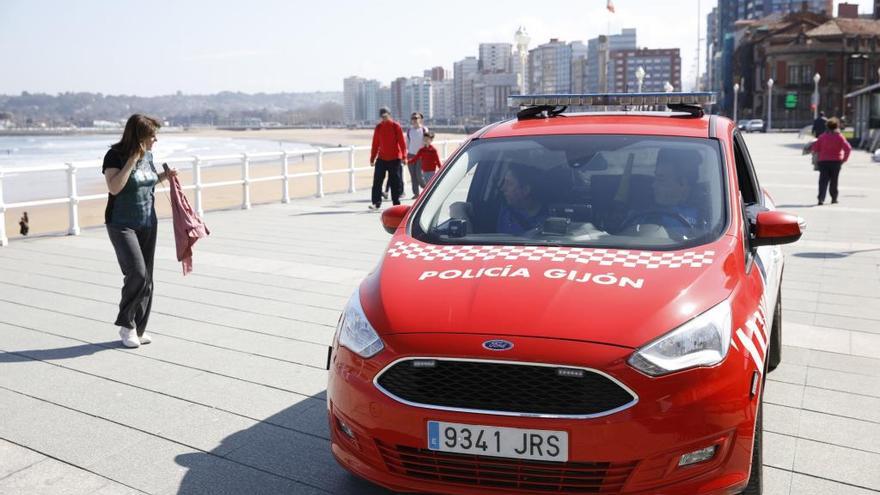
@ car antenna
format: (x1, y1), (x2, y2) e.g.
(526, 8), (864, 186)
(667, 103), (704, 118)
(516, 105), (567, 120)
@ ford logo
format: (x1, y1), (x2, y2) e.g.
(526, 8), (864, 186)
(482, 339), (514, 351)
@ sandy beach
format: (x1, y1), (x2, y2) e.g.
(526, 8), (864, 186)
(3, 128), (465, 240)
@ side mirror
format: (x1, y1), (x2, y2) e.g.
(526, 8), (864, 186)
(380, 205), (411, 234)
(752, 210), (805, 247)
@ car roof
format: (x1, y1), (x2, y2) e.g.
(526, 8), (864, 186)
(480, 112), (715, 140)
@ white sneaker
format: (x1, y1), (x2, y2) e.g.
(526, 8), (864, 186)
(118, 327), (140, 348)
(368, 204), (380, 210)
(139, 333), (152, 345)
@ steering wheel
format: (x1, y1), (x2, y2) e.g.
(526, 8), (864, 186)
(618, 210), (694, 240)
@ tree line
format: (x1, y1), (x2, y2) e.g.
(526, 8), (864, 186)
(0, 91), (344, 127)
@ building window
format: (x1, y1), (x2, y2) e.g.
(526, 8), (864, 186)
(788, 65), (800, 86)
(850, 59), (866, 84)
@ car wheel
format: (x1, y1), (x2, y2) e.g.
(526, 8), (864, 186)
(767, 289), (782, 372)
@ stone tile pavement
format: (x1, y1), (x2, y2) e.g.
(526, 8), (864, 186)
(0, 133), (878, 494)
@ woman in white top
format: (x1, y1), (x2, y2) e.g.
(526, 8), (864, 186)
(405, 112), (429, 197)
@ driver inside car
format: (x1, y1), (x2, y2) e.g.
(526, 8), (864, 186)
(496, 163), (549, 235)
(618, 149), (706, 239)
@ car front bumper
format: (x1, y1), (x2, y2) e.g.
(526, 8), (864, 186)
(327, 333), (759, 495)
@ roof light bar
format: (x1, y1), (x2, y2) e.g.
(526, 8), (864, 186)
(508, 92), (716, 108)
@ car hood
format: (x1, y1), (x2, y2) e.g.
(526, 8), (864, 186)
(360, 236), (740, 349)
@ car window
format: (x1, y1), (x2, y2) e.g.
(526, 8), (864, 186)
(414, 135), (726, 250)
(733, 132), (761, 205)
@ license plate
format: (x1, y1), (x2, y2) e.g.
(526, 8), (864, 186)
(427, 421), (568, 462)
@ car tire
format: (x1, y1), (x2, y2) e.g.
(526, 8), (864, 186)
(767, 289), (782, 373)
(740, 356), (766, 495)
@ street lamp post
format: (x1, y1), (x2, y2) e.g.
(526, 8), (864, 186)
(767, 78), (774, 132)
(514, 27), (530, 94)
(733, 82), (740, 123)
(635, 66), (646, 93)
(812, 73), (821, 120)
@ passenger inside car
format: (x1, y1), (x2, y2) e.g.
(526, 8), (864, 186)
(496, 163), (549, 235)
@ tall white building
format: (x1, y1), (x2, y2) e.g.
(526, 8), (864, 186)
(343, 76), (363, 123)
(431, 79), (455, 122)
(570, 41), (588, 93)
(362, 79), (380, 120)
(479, 72), (519, 119)
(454, 57), (480, 120)
(586, 29), (637, 92)
(528, 39), (573, 94)
(403, 77), (433, 120)
(513, 26), (531, 94)
(479, 43), (513, 73)
(343, 76), (385, 123)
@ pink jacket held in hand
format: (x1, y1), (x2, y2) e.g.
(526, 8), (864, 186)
(166, 169), (209, 275)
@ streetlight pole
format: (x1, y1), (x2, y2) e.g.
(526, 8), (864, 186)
(767, 78), (774, 132)
(635, 66), (646, 93)
(812, 73), (821, 120)
(733, 82), (740, 122)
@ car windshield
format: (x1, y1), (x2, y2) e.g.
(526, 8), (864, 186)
(413, 134), (726, 250)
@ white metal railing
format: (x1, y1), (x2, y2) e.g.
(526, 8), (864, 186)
(0, 140), (464, 246)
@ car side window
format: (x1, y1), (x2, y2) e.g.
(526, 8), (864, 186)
(732, 133), (762, 206)
(732, 132), (765, 268)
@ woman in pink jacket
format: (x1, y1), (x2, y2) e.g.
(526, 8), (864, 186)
(810, 117), (851, 205)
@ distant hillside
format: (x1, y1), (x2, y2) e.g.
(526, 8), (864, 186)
(0, 91), (344, 127)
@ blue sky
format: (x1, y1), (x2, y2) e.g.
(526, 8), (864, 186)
(0, 0), (873, 95)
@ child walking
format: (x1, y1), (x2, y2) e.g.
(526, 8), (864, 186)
(408, 131), (442, 189)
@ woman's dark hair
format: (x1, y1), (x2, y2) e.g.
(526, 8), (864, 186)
(826, 117), (839, 130)
(111, 114), (161, 160)
(506, 163), (549, 201)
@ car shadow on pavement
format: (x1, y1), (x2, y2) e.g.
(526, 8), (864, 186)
(174, 390), (398, 495)
(0, 342), (119, 362)
(782, 142), (812, 150)
(291, 210), (377, 217)
(793, 247), (880, 259)
(775, 203), (818, 208)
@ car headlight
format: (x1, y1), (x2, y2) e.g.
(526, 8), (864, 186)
(336, 292), (384, 359)
(628, 299), (732, 376)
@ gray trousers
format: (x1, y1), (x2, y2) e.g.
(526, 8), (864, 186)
(107, 224), (157, 335)
(407, 162), (424, 196)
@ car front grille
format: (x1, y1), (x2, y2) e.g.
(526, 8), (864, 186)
(375, 358), (636, 417)
(376, 440), (636, 494)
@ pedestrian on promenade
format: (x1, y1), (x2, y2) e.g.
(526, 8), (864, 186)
(408, 131), (442, 187)
(18, 212), (29, 236)
(810, 117), (851, 206)
(405, 112), (429, 196)
(102, 114), (178, 348)
(369, 107), (407, 210)
(811, 111), (827, 138)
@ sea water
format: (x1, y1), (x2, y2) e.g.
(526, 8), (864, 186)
(0, 134), (314, 203)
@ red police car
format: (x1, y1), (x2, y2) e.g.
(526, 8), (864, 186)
(327, 93), (803, 495)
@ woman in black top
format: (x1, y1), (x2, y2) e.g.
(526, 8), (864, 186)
(103, 114), (177, 348)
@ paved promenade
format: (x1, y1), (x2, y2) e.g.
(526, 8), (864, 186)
(0, 133), (878, 494)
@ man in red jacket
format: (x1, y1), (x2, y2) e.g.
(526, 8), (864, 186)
(370, 107), (407, 209)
